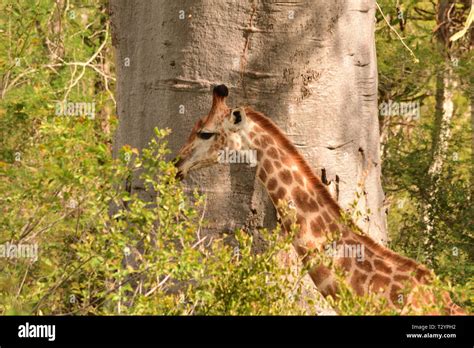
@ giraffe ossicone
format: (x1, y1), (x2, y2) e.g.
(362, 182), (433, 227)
(174, 84), (465, 315)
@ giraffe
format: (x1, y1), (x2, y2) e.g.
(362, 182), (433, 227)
(174, 85), (466, 315)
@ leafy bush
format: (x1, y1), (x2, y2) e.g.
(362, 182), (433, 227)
(0, 124), (319, 315)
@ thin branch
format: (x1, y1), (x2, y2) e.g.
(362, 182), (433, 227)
(16, 265), (30, 298)
(144, 274), (172, 297)
(450, 3), (474, 42)
(60, 25), (111, 103)
(196, 196), (207, 241)
(375, 1), (419, 63)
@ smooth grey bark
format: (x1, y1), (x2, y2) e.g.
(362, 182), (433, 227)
(422, 62), (456, 266)
(110, 0), (387, 311)
(422, 0), (458, 265)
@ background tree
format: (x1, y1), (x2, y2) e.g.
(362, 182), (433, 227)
(421, 0), (471, 266)
(110, 0), (388, 310)
(377, 0), (472, 289)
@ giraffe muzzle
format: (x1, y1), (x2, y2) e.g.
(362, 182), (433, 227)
(173, 157), (185, 180)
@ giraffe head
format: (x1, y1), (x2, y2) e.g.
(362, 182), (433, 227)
(175, 85), (252, 179)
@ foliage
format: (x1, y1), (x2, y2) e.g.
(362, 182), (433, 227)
(376, 0), (473, 311)
(0, 0), (471, 315)
(0, 123), (315, 315)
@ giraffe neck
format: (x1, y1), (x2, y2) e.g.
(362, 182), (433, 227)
(245, 108), (343, 253)
(243, 108), (463, 314)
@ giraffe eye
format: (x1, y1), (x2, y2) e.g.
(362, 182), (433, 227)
(197, 132), (215, 140)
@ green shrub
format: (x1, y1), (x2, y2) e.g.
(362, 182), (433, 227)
(0, 125), (316, 315)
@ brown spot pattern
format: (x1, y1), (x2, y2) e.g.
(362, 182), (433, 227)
(373, 258), (392, 274)
(296, 215), (307, 234)
(267, 147), (279, 159)
(370, 273), (391, 292)
(316, 195), (326, 206)
(350, 270), (368, 295)
(338, 256), (353, 273)
(390, 284), (403, 305)
(279, 169), (292, 185)
(261, 134), (275, 146)
(328, 222), (339, 233)
(272, 187), (287, 202)
(258, 168), (267, 183)
(292, 186), (318, 213)
(414, 268), (431, 283)
(310, 218), (324, 237)
(259, 139), (268, 149)
(309, 265), (332, 287)
(322, 210), (332, 224)
(357, 259), (374, 273)
(267, 178), (277, 191)
(263, 159), (274, 174)
(394, 274), (409, 283)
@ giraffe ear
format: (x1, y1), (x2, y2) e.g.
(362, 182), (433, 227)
(231, 107), (246, 125)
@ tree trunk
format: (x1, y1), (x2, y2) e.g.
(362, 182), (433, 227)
(422, 63), (456, 266)
(110, 0), (386, 312)
(422, 0), (458, 266)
